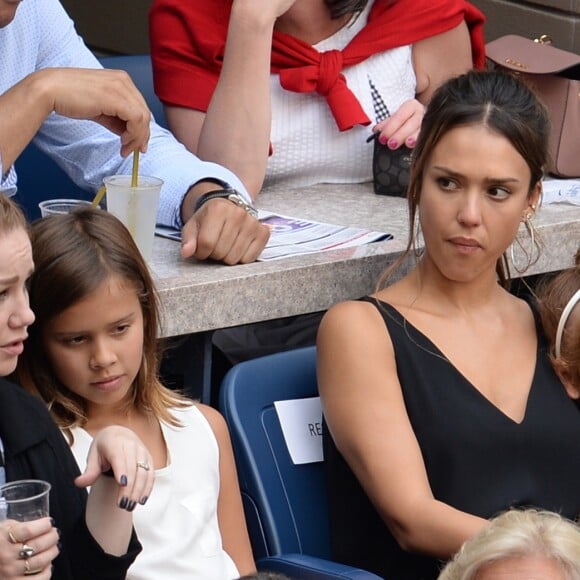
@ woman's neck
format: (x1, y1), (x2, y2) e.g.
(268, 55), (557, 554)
(84, 402), (144, 434)
(84, 405), (168, 470)
(405, 257), (509, 317)
(275, 0), (353, 45)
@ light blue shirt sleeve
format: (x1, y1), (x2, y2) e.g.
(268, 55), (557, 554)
(0, 149), (17, 198)
(4, 0), (250, 229)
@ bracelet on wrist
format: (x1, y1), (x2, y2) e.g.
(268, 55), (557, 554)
(194, 188), (258, 219)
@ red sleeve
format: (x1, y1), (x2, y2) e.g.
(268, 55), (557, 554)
(149, 0), (230, 112)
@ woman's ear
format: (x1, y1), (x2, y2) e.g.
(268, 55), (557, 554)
(528, 181), (542, 216)
(552, 357), (580, 400)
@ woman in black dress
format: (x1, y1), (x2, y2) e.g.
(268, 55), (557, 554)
(318, 70), (580, 579)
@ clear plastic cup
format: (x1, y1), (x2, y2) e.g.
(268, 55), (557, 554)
(38, 199), (92, 217)
(0, 480), (51, 522)
(104, 175), (163, 261)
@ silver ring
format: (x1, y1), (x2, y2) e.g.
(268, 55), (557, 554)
(136, 461), (150, 471)
(19, 543), (35, 559)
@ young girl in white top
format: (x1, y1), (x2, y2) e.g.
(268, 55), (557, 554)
(17, 207), (255, 580)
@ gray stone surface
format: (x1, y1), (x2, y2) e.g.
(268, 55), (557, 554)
(149, 183), (580, 338)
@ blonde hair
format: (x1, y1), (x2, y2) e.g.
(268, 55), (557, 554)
(438, 509), (580, 580)
(0, 194), (27, 234)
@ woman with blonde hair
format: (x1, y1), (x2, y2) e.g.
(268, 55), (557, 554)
(438, 509), (580, 580)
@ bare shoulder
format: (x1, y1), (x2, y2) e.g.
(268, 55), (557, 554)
(194, 403), (230, 444)
(318, 298), (397, 394)
(319, 298), (388, 340)
(318, 298), (394, 357)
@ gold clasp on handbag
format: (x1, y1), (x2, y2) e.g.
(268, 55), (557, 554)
(534, 34), (553, 45)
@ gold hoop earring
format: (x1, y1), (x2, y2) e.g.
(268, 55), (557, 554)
(509, 215), (540, 275)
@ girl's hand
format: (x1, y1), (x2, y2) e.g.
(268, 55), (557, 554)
(75, 425), (154, 511)
(372, 98), (425, 150)
(0, 518), (59, 579)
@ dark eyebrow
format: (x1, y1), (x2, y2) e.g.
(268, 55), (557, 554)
(51, 312), (138, 338)
(431, 165), (522, 185)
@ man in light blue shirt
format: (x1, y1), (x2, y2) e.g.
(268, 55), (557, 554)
(0, 0), (269, 264)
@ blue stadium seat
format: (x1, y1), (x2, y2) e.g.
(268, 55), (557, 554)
(219, 346), (382, 579)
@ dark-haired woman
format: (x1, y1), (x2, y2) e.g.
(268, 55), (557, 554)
(150, 0), (485, 197)
(318, 69), (580, 579)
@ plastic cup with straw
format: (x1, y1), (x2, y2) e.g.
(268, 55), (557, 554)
(99, 150), (164, 260)
(91, 150), (140, 208)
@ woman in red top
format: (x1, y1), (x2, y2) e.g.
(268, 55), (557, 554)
(150, 0), (485, 197)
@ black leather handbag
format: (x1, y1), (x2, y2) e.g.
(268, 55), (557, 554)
(370, 133), (412, 198)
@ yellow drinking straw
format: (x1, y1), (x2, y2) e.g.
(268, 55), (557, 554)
(91, 149), (140, 207)
(91, 186), (106, 207)
(131, 149), (139, 188)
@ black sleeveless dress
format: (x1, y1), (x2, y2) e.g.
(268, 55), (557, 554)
(324, 298), (580, 579)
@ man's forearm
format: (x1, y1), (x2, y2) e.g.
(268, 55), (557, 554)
(0, 71), (54, 172)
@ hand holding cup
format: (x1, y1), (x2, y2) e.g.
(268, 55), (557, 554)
(0, 480), (58, 578)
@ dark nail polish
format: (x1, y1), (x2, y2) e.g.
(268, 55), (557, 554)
(139, 496), (148, 505)
(50, 517), (56, 527)
(388, 138), (398, 149)
(57, 541), (62, 552)
(379, 135), (388, 145)
(119, 497), (129, 510)
(120, 475), (128, 487)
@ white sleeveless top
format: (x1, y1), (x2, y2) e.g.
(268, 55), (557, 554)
(266, 0), (416, 190)
(68, 406), (239, 580)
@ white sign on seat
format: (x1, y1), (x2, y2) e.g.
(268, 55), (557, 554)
(274, 397), (324, 465)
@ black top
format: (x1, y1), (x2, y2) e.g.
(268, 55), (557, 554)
(324, 298), (580, 580)
(0, 377), (141, 580)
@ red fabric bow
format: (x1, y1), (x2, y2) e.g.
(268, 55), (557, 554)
(270, 0), (486, 130)
(150, 0), (486, 131)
